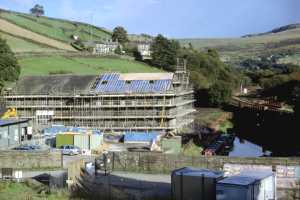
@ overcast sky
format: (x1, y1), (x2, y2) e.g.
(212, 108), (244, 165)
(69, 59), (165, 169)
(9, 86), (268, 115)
(1, 0), (299, 38)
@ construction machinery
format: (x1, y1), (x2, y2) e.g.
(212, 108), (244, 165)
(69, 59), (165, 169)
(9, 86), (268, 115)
(1, 108), (17, 119)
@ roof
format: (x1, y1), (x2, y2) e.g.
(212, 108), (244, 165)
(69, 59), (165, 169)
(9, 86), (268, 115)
(124, 131), (159, 142)
(13, 75), (97, 95)
(0, 119), (29, 127)
(238, 171), (274, 180)
(94, 73), (173, 94)
(218, 171), (273, 186)
(172, 167), (224, 178)
(218, 176), (257, 186)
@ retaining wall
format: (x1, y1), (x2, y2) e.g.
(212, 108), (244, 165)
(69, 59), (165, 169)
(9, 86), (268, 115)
(0, 150), (62, 169)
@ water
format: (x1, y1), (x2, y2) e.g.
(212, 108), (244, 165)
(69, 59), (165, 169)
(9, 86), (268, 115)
(230, 107), (300, 156)
(229, 137), (271, 157)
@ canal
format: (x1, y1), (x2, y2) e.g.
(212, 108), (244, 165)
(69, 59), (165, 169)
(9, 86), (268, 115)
(229, 107), (300, 157)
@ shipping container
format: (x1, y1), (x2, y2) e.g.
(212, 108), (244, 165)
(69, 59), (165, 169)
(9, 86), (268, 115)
(217, 171), (276, 200)
(56, 134), (74, 148)
(172, 167), (224, 200)
(74, 134), (90, 150)
(90, 134), (103, 150)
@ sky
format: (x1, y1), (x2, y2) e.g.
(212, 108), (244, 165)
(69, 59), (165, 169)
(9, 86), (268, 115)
(0, 0), (299, 38)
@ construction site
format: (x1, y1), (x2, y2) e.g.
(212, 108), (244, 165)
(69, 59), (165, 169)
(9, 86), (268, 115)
(3, 61), (195, 134)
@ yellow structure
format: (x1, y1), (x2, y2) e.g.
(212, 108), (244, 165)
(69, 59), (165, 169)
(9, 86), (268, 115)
(1, 108), (17, 119)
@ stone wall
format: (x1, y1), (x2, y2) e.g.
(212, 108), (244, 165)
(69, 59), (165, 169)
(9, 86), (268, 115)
(109, 152), (300, 199)
(110, 152), (300, 173)
(0, 151), (62, 169)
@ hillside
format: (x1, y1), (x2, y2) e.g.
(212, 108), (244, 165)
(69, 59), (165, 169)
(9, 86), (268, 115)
(179, 23), (300, 65)
(0, 19), (76, 51)
(0, 9), (161, 78)
(0, 31), (60, 53)
(19, 56), (162, 77)
(0, 9), (111, 44)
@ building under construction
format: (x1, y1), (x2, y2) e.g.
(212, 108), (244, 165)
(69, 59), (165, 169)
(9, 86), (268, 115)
(3, 62), (195, 134)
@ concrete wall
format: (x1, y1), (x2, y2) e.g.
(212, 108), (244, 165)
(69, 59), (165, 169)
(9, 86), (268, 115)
(0, 151), (62, 169)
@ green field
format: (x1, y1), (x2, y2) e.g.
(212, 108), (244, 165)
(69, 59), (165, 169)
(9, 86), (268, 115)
(0, 10), (111, 43)
(0, 32), (59, 53)
(19, 56), (162, 76)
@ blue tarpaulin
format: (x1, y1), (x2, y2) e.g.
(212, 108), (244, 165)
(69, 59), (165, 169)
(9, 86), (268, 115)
(43, 125), (102, 136)
(124, 131), (159, 143)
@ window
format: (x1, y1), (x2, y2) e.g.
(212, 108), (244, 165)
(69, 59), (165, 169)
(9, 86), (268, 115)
(125, 80), (131, 84)
(149, 80), (154, 84)
(101, 81), (108, 85)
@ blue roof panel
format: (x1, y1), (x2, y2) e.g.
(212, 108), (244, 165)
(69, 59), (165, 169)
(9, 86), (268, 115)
(94, 73), (172, 94)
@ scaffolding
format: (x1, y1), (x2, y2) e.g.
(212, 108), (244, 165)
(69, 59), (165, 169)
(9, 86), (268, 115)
(4, 61), (196, 134)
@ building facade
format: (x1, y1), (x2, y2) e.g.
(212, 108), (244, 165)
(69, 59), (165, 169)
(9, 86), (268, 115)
(137, 42), (152, 59)
(93, 41), (119, 54)
(4, 63), (195, 134)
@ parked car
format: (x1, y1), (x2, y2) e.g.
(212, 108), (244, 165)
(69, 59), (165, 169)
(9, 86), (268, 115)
(60, 145), (81, 155)
(13, 144), (41, 151)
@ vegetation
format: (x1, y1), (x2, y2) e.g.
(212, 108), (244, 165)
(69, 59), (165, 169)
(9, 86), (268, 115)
(0, 181), (69, 200)
(178, 23), (300, 65)
(151, 34), (179, 71)
(30, 4), (45, 17)
(19, 56), (161, 76)
(178, 47), (242, 106)
(112, 26), (129, 44)
(0, 36), (20, 89)
(208, 81), (233, 106)
(182, 140), (203, 156)
(0, 10), (111, 43)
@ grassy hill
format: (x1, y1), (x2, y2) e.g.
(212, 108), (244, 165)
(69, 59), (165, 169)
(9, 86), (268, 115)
(19, 56), (162, 76)
(0, 9), (111, 44)
(0, 9), (161, 78)
(179, 24), (300, 64)
(0, 31), (62, 53)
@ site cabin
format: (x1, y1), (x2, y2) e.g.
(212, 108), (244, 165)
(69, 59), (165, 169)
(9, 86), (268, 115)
(4, 62), (195, 135)
(0, 119), (32, 149)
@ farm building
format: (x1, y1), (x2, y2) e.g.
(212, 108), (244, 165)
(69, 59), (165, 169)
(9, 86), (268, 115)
(3, 62), (195, 134)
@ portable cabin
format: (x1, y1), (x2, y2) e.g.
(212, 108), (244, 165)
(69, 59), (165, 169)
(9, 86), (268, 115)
(217, 171), (276, 200)
(172, 167), (224, 200)
(0, 119), (31, 149)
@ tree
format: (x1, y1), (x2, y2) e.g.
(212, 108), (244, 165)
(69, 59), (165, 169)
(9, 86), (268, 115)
(151, 34), (179, 71)
(30, 4), (44, 17)
(114, 45), (122, 55)
(132, 47), (143, 61)
(208, 81), (233, 106)
(112, 26), (128, 44)
(0, 37), (20, 90)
